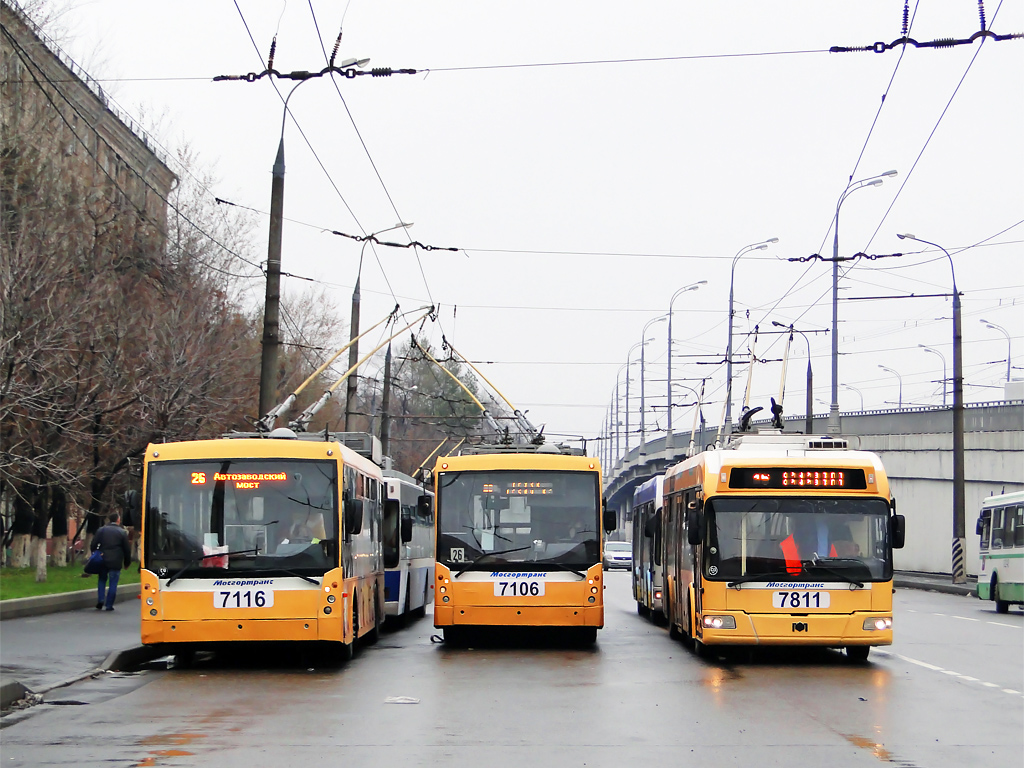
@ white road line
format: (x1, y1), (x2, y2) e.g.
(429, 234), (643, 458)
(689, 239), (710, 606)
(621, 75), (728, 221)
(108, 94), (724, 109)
(987, 621), (1020, 628)
(896, 654), (943, 671)
(893, 655), (1022, 696)
(932, 612), (947, 617)
(951, 615), (979, 622)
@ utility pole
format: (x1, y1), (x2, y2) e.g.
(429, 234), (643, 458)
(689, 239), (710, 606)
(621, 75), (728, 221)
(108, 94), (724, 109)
(258, 139), (285, 418)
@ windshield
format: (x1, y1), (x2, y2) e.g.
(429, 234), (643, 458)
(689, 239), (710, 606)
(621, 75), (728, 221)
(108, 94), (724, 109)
(145, 459), (338, 578)
(606, 542), (631, 552)
(437, 469), (600, 569)
(704, 496), (892, 582)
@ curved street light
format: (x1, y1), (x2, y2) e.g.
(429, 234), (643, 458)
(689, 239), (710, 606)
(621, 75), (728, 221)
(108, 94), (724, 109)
(827, 169), (897, 434)
(667, 281), (706, 441)
(841, 383), (864, 411)
(877, 365), (902, 409)
(640, 316), (668, 453)
(725, 238), (778, 435)
(918, 344), (948, 406)
(898, 232), (965, 584)
(980, 319), (1011, 382)
(623, 339), (650, 456)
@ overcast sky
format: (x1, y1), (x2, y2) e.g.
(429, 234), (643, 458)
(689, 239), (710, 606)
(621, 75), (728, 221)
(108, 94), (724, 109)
(47, 1), (1023, 456)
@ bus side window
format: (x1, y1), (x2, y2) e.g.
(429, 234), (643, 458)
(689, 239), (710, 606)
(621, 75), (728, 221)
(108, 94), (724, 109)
(1005, 505), (1019, 550)
(991, 507), (1004, 549)
(1016, 506), (1024, 548)
(978, 510), (991, 551)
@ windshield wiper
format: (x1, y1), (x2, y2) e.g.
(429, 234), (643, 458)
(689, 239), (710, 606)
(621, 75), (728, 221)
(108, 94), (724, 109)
(541, 560), (586, 579)
(805, 556), (865, 588)
(454, 546), (532, 577)
(165, 549), (260, 587)
(267, 567), (320, 585)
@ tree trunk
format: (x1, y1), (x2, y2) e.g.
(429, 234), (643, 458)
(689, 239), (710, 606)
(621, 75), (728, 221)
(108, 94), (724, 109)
(10, 533), (31, 568)
(33, 536), (48, 582)
(52, 534), (68, 567)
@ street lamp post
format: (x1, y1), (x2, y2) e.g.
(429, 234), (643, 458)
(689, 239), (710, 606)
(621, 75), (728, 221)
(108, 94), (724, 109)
(898, 233), (965, 584)
(667, 281), (706, 445)
(878, 365), (902, 409)
(344, 222), (413, 430)
(726, 238), (778, 435)
(981, 319), (1012, 382)
(828, 170), (898, 435)
(640, 316), (667, 454)
(772, 321), (817, 435)
(841, 383), (864, 411)
(623, 341), (647, 457)
(919, 344), (948, 406)
(613, 362), (628, 465)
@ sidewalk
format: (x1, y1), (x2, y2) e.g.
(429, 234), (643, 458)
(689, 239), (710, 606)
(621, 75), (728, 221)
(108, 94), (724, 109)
(0, 569), (980, 711)
(893, 570), (977, 597)
(0, 588), (151, 710)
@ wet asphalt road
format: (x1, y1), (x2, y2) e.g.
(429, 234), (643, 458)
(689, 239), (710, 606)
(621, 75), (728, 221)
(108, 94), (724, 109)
(1, 573), (1021, 767)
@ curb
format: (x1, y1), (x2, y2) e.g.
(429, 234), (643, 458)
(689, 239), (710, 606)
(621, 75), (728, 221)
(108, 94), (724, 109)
(102, 644), (171, 672)
(1, 680), (29, 710)
(0, 584), (141, 620)
(894, 573), (976, 597)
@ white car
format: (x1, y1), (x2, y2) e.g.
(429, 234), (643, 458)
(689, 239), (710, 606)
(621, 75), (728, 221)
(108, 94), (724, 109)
(603, 541), (632, 571)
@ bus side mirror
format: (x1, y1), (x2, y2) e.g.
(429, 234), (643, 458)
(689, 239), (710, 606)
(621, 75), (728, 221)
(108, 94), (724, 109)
(686, 501), (703, 546)
(401, 516), (414, 543)
(417, 495), (432, 517)
(975, 518), (984, 536)
(891, 514), (906, 550)
(603, 500), (616, 533)
(345, 498), (364, 536)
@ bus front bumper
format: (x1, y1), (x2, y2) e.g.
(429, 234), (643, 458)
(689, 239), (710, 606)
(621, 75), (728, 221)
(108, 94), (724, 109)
(698, 611), (893, 647)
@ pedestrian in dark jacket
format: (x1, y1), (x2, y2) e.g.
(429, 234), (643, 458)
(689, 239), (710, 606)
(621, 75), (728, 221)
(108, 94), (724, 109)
(91, 512), (132, 611)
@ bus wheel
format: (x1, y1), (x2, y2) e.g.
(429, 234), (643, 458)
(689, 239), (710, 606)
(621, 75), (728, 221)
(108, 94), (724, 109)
(991, 581), (1007, 614)
(667, 602), (681, 640)
(365, 593), (381, 645)
(443, 627), (468, 647)
(652, 609), (667, 627)
(574, 627), (598, 645)
(846, 646), (870, 663)
(680, 612), (695, 651)
(694, 638), (712, 659)
(636, 601), (649, 617)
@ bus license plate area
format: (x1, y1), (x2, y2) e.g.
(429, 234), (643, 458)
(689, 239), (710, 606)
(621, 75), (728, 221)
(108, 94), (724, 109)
(215, 588), (274, 609)
(772, 590), (830, 609)
(493, 580), (545, 597)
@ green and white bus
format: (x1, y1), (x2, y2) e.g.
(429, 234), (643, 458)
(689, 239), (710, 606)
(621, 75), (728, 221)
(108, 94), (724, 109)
(976, 491), (1023, 613)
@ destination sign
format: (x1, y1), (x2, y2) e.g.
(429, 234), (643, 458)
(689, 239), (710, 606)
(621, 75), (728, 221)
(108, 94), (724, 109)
(728, 468), (867, 490)
(481, 482), (554, 496)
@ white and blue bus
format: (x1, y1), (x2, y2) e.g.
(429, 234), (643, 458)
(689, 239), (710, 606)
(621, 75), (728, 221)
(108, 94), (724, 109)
(383, 469), (434, 624)
(977, 490), (1023, 614)
(632, 474), (665, 623)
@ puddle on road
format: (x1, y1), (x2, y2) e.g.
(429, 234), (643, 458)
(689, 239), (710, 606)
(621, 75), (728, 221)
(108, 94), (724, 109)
(134, 733), (206, 767)
(843, 733), (893, 761)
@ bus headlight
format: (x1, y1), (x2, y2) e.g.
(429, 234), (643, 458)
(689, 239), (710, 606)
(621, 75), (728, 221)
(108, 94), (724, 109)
(146, 598), (154, 606)
(702, 615), (737, 629)
(327, 595), (336, 604)
(863, 617), (892, 631)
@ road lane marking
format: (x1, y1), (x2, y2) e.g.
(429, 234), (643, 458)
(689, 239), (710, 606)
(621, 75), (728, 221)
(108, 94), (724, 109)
(892, 654), (1024, 697)
(951, 615), (979, 622)
(987, 621), (1020, 628)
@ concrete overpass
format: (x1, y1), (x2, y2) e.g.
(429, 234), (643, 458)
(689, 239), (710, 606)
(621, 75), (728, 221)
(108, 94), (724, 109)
(603, 400), (1024, 576)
